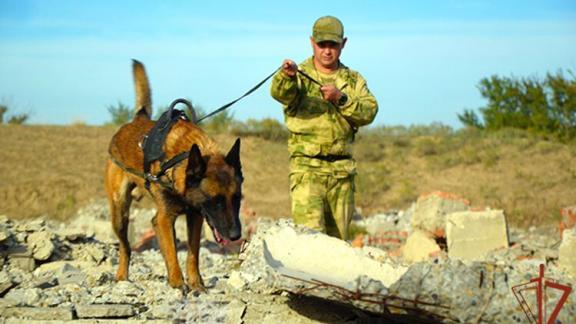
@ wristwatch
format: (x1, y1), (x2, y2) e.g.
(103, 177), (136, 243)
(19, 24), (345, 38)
(337, 93), (348, 106)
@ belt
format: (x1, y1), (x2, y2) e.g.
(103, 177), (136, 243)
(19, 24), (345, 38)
(309, 154), (352, 162)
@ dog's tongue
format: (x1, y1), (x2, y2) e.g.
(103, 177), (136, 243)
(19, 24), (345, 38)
(213, 228), (230, 246)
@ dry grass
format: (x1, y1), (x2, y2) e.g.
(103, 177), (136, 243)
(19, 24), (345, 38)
(0, 124), (291, 221)
(355, 127), (576, 226)
(1, 124), (575, 227)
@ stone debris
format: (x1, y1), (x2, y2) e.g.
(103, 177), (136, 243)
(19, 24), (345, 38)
(402, 229), (441, 263)
(26, 231), (55, 261)
(1, 306), (74, 320)
(75, 303), (136, 318)
(446, 209), (509, 261)
(388, 258), (574, 323)
(411, 191), (470, 237)
(0, 270), (15, 296)
(0, 198), (575, 322)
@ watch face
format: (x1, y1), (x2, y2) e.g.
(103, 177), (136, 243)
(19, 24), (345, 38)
(338, 93), (348, 105)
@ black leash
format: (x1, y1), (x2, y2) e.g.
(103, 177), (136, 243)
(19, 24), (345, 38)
(297, 69), (322, 87)
(197, 67), (281, 123)
(196, 66), (325, 124)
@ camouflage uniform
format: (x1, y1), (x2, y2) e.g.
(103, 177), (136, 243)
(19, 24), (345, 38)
(270, 56), (378, 239)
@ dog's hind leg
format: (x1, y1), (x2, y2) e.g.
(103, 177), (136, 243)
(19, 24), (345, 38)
(185, 211), (205, 292)
(105, 162), (135, 281)
(152, 206), (186, 291)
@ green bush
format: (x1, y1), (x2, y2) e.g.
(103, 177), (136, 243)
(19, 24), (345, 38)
(459, 70), (576, 141)
(107, 101), (133, 125)
(0, 105), (6, 123)
(201, 110), (236, 134)
(7, 114), (29, 125)
(0, 104), (30, 125)
(231, 118), (289, 141)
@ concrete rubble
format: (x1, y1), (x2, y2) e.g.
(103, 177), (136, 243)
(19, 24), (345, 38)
(0, 196), (575, 323)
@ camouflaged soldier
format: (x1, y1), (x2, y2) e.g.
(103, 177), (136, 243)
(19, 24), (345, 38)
(270, 16), (378, 240)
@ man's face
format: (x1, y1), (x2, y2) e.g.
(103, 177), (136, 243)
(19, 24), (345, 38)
(310, 37), (347, 71)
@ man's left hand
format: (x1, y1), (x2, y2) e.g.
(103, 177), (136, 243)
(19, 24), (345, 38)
(320, 85), (343, 104)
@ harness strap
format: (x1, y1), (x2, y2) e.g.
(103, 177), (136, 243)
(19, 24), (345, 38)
(157, 151), (189, 179)
(108, 153), (175, 190)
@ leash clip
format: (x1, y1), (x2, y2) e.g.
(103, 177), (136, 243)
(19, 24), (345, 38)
(145, 173), (159, 182)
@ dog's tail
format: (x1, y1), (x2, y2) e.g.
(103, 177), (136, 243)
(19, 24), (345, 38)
(132, 59), (152, 118)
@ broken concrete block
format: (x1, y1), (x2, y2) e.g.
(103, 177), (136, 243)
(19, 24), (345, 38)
(57, 227), (90, 241)
(559, 228), (576, 277)
(240, 219), (408, 292)
(225, 299), (247, 324)
(411, 191), (470, 236)
(27, 231), (55, 261)
(402, 230), (441, 263)
(1, 306), (73, 320)
(8, 256), (36, 272)
(0, 270), (14, 296)
(0, 225), (10, 243)
(75, 304), (136, 318)
(3, 288), (41, 306)
(226, 271), (247, 291)
(6, 245), (36, 271)
(57, 263), (86, 286)
(446, 210), (509, 261)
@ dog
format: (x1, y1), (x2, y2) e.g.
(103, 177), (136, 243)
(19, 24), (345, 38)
(104, 60), (243, 292)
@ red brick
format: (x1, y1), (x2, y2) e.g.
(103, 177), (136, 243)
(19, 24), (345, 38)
(559, 206), (576, 238)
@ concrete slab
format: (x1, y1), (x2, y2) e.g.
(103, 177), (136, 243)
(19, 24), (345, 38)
(253, 220), (408, 290)
(446, 210), (509, 261)
(559, 228), (576, 277)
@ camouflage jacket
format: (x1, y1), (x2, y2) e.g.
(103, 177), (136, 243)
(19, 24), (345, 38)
(270, 57), (378, 174)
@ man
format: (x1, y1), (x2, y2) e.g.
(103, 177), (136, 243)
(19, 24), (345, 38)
(270, 15), (378, 240)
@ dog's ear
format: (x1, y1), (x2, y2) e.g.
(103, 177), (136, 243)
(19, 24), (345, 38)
(186, 144), (206, 185)
(225, 138), (242, 176)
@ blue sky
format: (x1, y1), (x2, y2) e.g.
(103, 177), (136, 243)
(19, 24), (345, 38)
(0, 0), (575, 127)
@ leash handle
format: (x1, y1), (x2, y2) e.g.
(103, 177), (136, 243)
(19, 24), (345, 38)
(197, 67), (281, 124)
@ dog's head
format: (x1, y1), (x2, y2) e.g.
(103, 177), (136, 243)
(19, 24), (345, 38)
(184, 138), (243, 244)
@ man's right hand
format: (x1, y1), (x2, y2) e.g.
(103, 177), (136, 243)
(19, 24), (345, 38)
(282, 59), (297, 77)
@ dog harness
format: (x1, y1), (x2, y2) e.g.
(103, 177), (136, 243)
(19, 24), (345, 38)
(140, 99), (196, 190)
(108, 99), (196, 191)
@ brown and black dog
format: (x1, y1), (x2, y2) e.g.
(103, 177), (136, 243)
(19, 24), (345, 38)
(104, 60), (242, 292)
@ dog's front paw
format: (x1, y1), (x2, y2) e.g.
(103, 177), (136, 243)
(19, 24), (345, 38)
(187, 279), (207, 295)
(115, 270), (129, 281)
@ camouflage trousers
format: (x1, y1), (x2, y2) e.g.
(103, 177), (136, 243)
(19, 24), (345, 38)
(289, 171), (355, 240)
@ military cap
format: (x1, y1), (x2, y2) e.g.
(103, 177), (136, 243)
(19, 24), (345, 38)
(312, 16), (344, 44)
